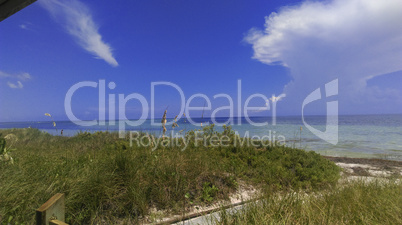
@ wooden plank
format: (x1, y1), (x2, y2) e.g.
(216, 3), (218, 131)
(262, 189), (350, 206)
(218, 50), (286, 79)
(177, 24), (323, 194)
(36, 193), (66, 225)
(49, 220), (68, 225)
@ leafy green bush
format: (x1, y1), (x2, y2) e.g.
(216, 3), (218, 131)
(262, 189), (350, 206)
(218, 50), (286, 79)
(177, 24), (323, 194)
(201, 182), (220, 202)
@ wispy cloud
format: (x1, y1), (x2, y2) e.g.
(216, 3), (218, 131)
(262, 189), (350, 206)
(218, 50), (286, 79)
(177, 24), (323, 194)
(19, 22), (33, 30)
(0, 71), (31, 80)
(18, 72), (31, 81)
(7, 81), (24, 89)
(39, 0), (119, 67)
(246, 0), (402, 114)
(1, 71), (32, 89)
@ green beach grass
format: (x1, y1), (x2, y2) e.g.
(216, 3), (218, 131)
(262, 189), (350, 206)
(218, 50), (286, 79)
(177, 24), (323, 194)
(216, 180), (402, 224)
(0, 125), (391, 224)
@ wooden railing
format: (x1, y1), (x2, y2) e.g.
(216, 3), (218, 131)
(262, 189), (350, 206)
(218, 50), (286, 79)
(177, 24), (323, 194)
(36, 193), (68, 225)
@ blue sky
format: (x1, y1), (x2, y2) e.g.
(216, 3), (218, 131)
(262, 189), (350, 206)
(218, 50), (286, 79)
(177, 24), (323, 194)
(1, 0), (401, 122)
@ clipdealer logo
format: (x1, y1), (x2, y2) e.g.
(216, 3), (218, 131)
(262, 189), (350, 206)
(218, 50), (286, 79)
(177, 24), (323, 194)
(64, 80), (285, 137)
(302, 79), (338, 145)
(64, 79), (338, 145)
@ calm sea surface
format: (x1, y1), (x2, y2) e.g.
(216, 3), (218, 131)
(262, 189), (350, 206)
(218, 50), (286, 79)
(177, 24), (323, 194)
(1, 114), (401, 161)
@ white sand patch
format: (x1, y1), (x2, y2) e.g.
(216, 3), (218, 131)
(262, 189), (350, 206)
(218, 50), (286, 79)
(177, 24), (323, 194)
(144, 183), (258, 224)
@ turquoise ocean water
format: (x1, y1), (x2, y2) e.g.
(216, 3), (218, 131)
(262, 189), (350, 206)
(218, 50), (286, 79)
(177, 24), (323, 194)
(1, 114), (401, 161)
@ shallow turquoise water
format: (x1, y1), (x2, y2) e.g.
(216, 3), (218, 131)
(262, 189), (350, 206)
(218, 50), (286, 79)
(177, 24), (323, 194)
(1, 114), (401, 160)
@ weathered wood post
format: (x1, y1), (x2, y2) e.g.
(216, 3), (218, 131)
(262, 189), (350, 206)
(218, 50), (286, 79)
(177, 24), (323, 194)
(36, 193), (68, 225)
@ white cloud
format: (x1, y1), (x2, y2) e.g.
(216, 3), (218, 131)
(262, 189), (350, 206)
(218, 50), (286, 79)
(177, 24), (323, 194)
(39, 0), (119, 67)
(0, 71), (32, 89)
(0, 71), (31, 80)
(0, 71), (8, 78)
(246, 0), (402, 114)
(7, 81), (23, 89)
(17, 72), (31, 81)
(19, 22), (33, 30)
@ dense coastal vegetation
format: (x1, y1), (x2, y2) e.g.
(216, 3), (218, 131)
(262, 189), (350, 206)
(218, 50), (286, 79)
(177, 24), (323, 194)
(0, 127), (400, 224)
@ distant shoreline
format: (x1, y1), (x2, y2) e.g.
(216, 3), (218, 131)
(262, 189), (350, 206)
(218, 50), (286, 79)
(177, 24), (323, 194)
(324, 155), (402, 167)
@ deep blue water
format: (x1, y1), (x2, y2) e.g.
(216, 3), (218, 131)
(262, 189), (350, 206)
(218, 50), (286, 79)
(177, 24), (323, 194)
(1, 114), (401, 160)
